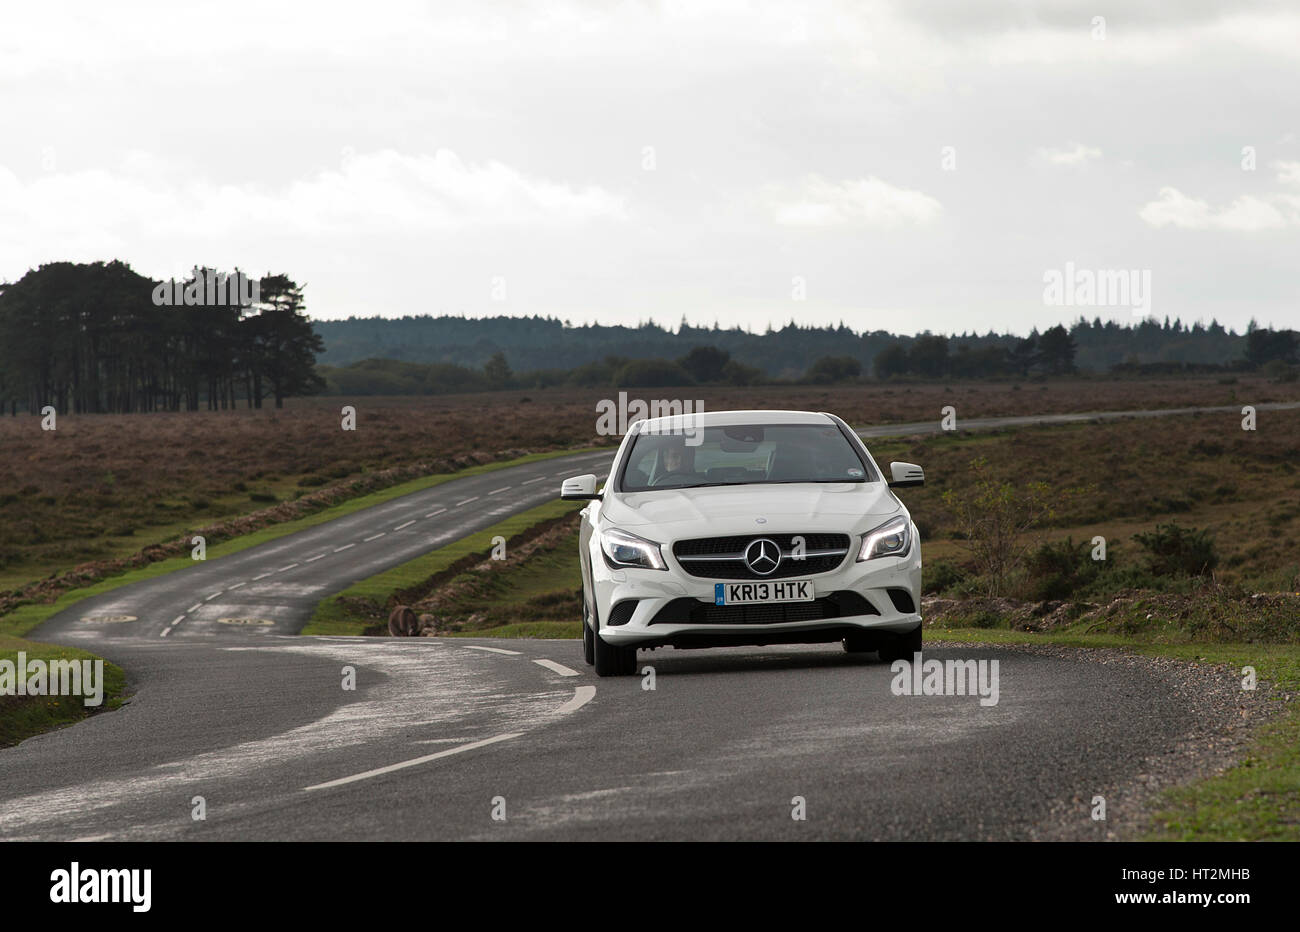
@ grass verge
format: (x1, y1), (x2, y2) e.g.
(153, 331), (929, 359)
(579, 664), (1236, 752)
(0, 447), (596, 640)
(0, 636), (128, 748)
(304, 499), (584, 636)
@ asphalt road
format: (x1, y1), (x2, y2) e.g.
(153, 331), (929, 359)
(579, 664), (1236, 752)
(2, 403), (1281, 841)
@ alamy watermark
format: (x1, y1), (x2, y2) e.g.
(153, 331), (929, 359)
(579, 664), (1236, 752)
(0, 652), (105, 706)
(889, 654), (1000, 706)
(1043, 262), (1151, 317)
(152, 267), (260, 308)
(596, 392), (705, 444)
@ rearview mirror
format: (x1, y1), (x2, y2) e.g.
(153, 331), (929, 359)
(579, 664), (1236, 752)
(888, 462), (924, 488)
(560, 474), (601, 500)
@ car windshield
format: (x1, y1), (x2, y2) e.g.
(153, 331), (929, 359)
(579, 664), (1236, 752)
(619, 422), (874, 491)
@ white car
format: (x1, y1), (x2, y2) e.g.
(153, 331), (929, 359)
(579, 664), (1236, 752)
(561, 410), (925, 676)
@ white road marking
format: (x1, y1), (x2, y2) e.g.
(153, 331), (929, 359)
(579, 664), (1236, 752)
(363, 533), (385, 542)
(394, 520), (415, 530)
(304, 733), (524, 792)
(204, 592), (222, 601)
(554, 685), (597, 715)
(160, 628), (172, 637)
(462, 645), (522, 656)
(253, 573), (272, 580)
(171, 615), (186, 625)
(334, 543), (356, 552)
(278, 563), (299, 572)
(455, 496), (479, 507)
(487, 486), (510, 496)
(534, 658), (581, 677)
(521, 476), (547, 485)
(227, 582), (245, 590)
(304, 554), (326, 563)
(186, 604), (201, 613)
(424, 508), (446, 518)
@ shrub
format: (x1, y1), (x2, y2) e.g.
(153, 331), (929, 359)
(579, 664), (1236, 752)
(805, 355), (862, 384)
(613, 358), (694, 388)
(941, 457), (1067, 596)
(722, 360), (764, 386)
(1022, 537), (1100, 601)
(1133, 521), (1219, 577)
(923, 560), (968, 595)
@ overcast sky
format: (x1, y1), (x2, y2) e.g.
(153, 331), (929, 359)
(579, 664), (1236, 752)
(2, 1), (1298, 335)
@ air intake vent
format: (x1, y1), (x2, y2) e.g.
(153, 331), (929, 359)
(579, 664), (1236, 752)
(887, 589), (916, 614)
(607, 600), (638, 627)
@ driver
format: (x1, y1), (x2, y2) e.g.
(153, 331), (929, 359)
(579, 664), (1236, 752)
(658, 436), (696, 479)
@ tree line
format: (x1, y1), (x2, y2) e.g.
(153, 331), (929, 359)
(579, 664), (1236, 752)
(0, 261), (324, 414)
(313, 313), (1280, 378)
(318, 322), (1298, 395)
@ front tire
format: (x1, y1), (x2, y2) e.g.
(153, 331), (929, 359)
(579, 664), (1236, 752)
(591, 607), (637, 677)
(582, 599), (595, 666)
(877, 625), (922, 664)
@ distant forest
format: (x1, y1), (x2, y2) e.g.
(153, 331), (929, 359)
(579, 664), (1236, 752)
(2, 260), (1297, 412)
(313, 314), (1299, 395)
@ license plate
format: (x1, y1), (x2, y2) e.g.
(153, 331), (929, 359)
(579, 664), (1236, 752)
(714, 580), (813, 605)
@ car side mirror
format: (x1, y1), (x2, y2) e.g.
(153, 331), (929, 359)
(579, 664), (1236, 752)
(561, 474), (601, 500)
(888, 462), (924, 488)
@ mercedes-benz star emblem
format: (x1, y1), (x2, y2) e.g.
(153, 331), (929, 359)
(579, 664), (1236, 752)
(744, 537), (781, 576)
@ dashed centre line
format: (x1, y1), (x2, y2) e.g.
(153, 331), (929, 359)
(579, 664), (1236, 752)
(278, 563), (299, 572)
(334, 543), (356, 552)
(363, 533), (385, 542)
(487, 486), (510, 496)
(228, 582), (245, 590)
(521, 476), (547, 485)
(424, 508), (446, 518)
(533, 658), (580, 677)
(462, 645), (522, 656)
(454, 496), (479, 507)
(253, 573), (272, 581)
(186, 604), (201, 613)
(204, 592), (222, 601)
(304, 554), (326, 563)
(304, 733), (525, 792)
(394, 520), (415, 530)
(160, 613), (186, 638)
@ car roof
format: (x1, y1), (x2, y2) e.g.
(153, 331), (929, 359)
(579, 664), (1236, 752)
(633, 409), (836, 432)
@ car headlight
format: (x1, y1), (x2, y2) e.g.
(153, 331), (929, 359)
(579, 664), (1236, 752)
(600, 527), (667, 570)
(857, 515), (911, 561)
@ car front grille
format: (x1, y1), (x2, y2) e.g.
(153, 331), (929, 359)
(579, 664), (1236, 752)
(672, 533), (851, 579)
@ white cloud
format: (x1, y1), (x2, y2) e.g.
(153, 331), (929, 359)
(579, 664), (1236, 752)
(1038, 143), (1102, 166)
(1138, 186), (1296, 231)
(1275, 160), (1300, 185)
(763, 175), (942, 229)
(0, 149), (626, 261)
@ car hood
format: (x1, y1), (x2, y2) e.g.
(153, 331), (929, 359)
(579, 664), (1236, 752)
(602, 482), (903, 537)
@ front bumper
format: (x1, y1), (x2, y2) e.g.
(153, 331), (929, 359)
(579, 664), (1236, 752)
(591, 534), (922, 650)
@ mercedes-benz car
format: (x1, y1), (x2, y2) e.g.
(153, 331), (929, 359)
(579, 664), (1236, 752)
(560, 410), (925, 676)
